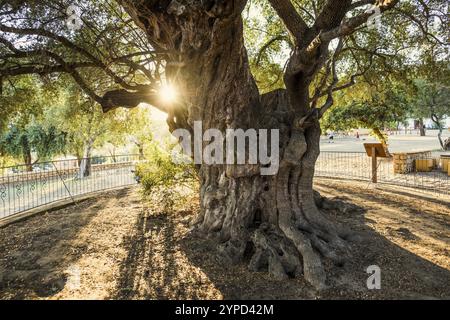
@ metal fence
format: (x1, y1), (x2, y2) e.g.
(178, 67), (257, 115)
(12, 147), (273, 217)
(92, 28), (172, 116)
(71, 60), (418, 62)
(1, 152), (448, 220)
(315, 151), (450, 196)
(0, 155), (140, 219)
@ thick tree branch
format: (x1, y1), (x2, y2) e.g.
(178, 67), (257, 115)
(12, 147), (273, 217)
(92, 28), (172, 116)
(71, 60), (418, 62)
(101, 87), (167, 113)
(319, 0), (400, 43)
(268, 0), (309, 40)
(314, 0), (353, 32)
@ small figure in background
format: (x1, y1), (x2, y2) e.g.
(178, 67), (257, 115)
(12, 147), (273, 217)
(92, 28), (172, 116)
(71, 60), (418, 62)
(328, 131), (335, 143)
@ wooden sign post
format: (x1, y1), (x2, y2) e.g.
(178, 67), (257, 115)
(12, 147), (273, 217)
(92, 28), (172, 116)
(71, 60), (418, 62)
(364, 143), (388, 183)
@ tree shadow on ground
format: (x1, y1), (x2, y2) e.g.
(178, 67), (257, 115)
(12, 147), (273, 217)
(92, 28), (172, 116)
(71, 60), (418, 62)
(113, 182), (450, 300)
(310, 181), (450, 299)
(113, 208), (222, 300)
(112, 212), (173, 300)
(379, 187), (450, 207)
(0, 196), (109, 299)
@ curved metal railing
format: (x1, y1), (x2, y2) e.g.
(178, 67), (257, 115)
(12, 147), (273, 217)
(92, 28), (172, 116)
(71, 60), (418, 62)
(0, 155), (140, 219)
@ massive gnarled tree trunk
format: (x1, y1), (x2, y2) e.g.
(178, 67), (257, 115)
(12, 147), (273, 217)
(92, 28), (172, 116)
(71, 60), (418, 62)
(114, 0), (399, 289)
(0, 0), (401, 289)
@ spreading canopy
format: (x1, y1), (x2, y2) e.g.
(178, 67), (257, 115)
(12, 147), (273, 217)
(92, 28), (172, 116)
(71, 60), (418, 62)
(1, 0), (447, 127)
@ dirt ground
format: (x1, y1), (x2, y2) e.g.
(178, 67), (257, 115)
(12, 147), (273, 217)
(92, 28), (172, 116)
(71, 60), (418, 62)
(0, 180), (449, 300)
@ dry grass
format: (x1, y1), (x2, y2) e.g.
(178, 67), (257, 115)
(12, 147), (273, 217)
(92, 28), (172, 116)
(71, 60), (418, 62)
(0, 180), (449, 300)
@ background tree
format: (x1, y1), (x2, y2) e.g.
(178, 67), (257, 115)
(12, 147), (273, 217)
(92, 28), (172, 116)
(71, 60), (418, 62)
(0, 75), (66, 169)
(410, 79), (450, 149)
(0, 123), (66, 171)
(0, 76), (43, 131)
(323, 81), (410, 151)
(126, 106), (154, 160)
(1, 0), (448, 289)
(46, 79), (130, 176)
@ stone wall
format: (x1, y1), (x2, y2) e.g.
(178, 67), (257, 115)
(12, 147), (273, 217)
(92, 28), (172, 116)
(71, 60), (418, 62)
(393, 151), (432, 174)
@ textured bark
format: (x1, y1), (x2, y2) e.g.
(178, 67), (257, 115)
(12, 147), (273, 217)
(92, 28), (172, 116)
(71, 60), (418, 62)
(437, 129), (444, 150)
(444, 138), (450, 151)
(76, 154), (83, 167)
(418, 118), (426, 136)
(23, 149), (32, 172)
(431, 114), (445, 150)
(119, 0), (355, 289)
(138, 144), (145, 160)
(79, 140), (93, 178)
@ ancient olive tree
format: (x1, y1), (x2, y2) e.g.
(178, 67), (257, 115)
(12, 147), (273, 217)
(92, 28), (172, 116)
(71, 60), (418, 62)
(1, 0), (447, 289)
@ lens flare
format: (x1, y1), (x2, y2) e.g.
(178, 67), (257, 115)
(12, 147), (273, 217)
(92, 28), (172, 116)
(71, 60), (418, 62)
(159, 84), (177, 103)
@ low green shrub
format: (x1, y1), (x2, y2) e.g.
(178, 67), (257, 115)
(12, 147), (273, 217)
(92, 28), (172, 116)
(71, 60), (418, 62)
(134, 144), (198, 212)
